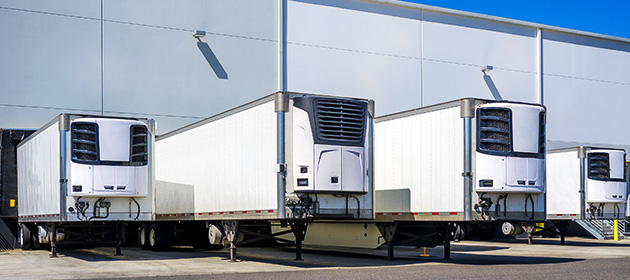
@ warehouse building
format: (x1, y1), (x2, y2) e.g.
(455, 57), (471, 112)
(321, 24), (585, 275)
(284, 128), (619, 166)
(1, 0), (629, 150)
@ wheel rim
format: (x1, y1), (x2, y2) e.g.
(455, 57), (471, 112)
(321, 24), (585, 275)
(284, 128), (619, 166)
(149, 228), (156, 247)
(140, 228), (146, 246)
(208, 228), (215, 244)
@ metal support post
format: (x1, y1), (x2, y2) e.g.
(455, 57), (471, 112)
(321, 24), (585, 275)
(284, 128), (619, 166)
(50, 224), (58, 258)
(289, 220), (308, 261)
(376, 222), (398, 261)
(443, 224), (451, 260)
(222, 221), (239, 262)
(115, 222), (122, 256)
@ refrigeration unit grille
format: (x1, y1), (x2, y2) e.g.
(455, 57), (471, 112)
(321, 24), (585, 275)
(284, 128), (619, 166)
(314, 99), (366, 145)
(477, 108), (512, 154)
(588, 153), (610, 180)
(130, 125), (148, 164)
(71, 122), (98, 163)
(539, 112), (546, 154)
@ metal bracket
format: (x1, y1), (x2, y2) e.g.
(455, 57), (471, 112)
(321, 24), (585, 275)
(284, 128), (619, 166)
(461, 172), (473, 177)
(274, 91), (289, 112)
(460, 98), (475, 118)
(58, 113), (70, 131)
(275, 163), (287, 173)
(367, 99), (375, 118)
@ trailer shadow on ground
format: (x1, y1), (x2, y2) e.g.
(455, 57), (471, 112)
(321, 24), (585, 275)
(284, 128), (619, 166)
(42, 243), (583, 268)
(487, 237), (630, 247)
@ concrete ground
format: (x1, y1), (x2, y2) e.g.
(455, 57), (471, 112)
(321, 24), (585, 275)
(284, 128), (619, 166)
(1, 237), (630, 279)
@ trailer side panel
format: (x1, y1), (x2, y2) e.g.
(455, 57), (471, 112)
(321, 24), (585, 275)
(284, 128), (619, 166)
(546, 150), (581, 218)
(156, 100), (277, 215)
(18, 123), (61, 218)
(375, 105), (464, 213)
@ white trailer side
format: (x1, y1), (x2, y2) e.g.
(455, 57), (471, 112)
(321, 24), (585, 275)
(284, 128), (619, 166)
(283, 98), (547, 260)
(17, 114), (155, 255)
(547, 147), (627, 220)
(153, 92), (374, 260)
(374, 98), (546, 223)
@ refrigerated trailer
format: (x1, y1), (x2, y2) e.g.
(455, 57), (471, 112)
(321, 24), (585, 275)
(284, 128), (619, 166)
(0, 129), (35, 250)
(547, 147), (627, 242)
(298, 98), (547, 260)
(153, 92), (374, 260)
(17, 114), (155, 256)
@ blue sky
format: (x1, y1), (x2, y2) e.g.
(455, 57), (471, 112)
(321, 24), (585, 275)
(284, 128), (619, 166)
(400, 0), (630, 39)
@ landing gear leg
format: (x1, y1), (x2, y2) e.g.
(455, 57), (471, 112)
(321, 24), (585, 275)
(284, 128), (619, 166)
(50, 224), (58, 258)
(376, 222), (398, 261)
(288, 220), (308, 261)
(222, 221), (239, 262)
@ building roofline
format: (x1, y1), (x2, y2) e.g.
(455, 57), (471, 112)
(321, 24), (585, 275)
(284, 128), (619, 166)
(367, 0), (630, 44)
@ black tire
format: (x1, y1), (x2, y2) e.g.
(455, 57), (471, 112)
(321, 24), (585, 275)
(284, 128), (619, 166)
(149, 224), (171, 251)
(139, 223), (150, 250)
(20, 224), (32, 250)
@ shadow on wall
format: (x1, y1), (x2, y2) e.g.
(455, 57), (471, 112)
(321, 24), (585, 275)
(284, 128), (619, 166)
(483, 74), (503, 101)
(197, 42), (228, 80)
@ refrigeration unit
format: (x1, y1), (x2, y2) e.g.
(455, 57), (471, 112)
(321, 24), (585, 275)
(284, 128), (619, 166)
(153, 91), (374, 260)
(17, 114), (155, 255)
(547, 147), (627, 242)
(301, 98), (547, 260)
(0, 129), (35, 250)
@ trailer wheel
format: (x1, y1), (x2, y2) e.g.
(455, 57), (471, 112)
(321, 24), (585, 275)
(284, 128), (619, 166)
(20, 224), (32, 250)
(208, 224), (223, 245)
(149, 224), (171, 251)
(139, 223), (150, 250)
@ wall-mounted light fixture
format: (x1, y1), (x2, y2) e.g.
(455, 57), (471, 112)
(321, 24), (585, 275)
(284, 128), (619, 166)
(193, 30), (206, 41)
(481, 65), (494, 73)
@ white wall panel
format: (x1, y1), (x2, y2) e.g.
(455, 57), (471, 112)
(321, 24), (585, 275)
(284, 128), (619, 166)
(286, 0), (422, 116)
(104, 0), (278, 42)
(544, 76), (630, 145)
(0, 0), (101, 18)
(103, 21), (278, 133)
(288, 0), (421, 57)
(0, 5), (101, 129)
(422, 11), (538, 72)
(421, 11), (538, 104)
(543, 31), (630, 84)
(422, 60), (538, 105)
(286, 44), (422, 116)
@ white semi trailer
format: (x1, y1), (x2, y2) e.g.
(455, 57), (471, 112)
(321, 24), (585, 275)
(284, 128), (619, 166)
(547, 147), (627, 242)
(153, 92), (374, 261)
(300, 98), (547, 260)
(18, 114), (155, 256)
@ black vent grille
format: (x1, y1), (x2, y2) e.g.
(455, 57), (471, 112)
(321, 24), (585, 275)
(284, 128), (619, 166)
(314, 99), (366, 145)
(588, 153), (610, 180)
(478, 108), (512, 154)
(71, 122), (98, 163)
(130, 125), (148, 164)
(539, 112), (546, 154)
